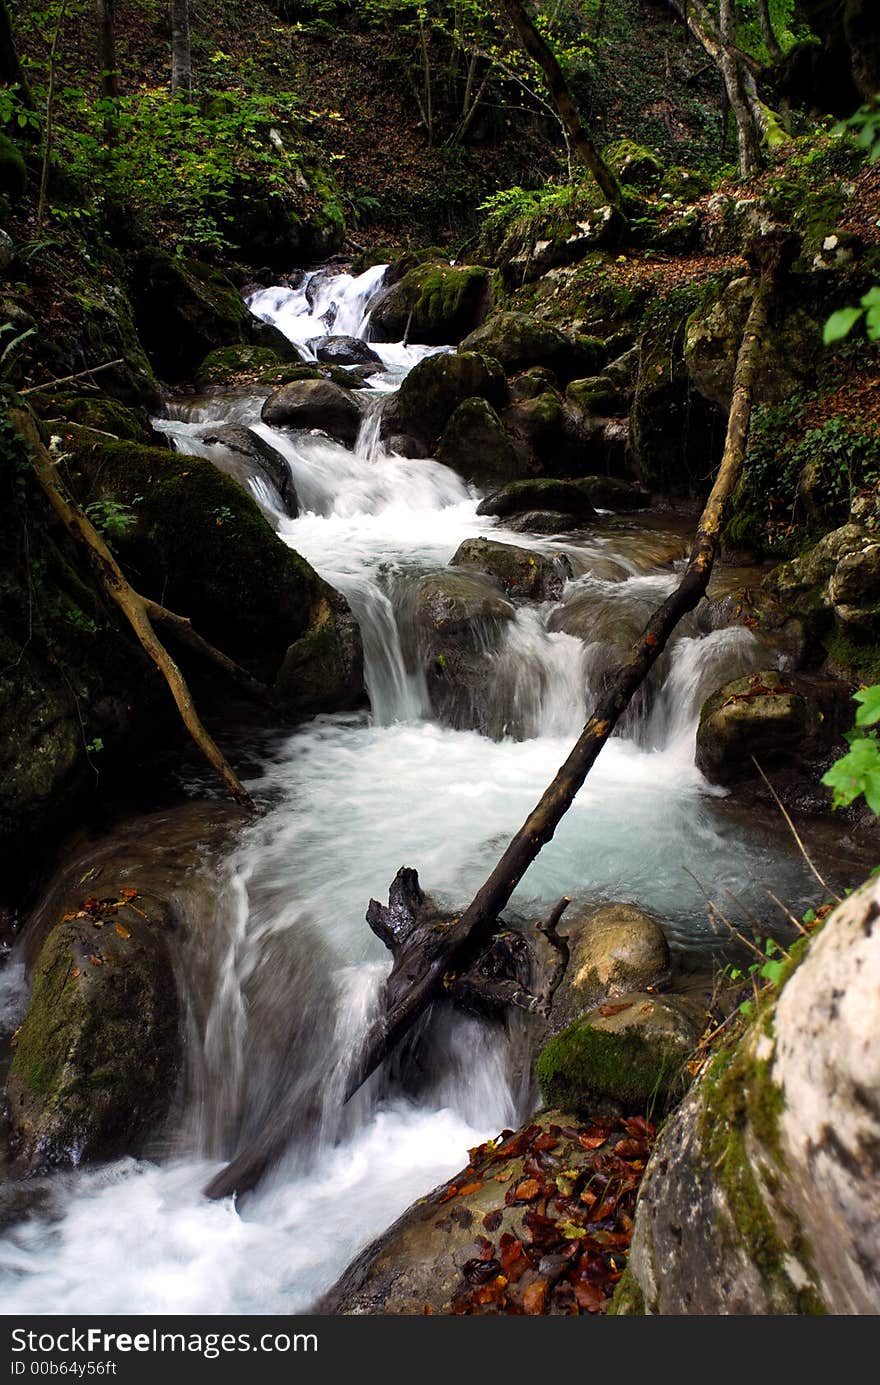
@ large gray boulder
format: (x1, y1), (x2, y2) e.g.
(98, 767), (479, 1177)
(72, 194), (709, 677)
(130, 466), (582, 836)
(261, 378), (362, 447)
(450, 538), (571, 602)
(620, 877), (880, 1314)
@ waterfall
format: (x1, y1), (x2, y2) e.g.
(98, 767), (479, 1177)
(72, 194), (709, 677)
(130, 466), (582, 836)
(0, 264), (831, 1317)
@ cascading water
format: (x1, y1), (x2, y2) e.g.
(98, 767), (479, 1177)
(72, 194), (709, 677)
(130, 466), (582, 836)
(0, 266), (834, 1314)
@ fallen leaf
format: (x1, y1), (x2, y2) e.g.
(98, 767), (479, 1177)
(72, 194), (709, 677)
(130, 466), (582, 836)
(88, 954), (103, 966)
(522, 1278), (549, 1314)
(511, 1178), (541, 1203)
(483, 1209), (503, 1232)
(72, 967), (81, 979)
(463, 1256), (502, 1285)
(457, 1180), (483, 1198)
(598, 1002), (632, 1017)
(574, 1280), (606, 1313)
(578, 1131), (609, 1151)
(120, 887), (138, 900)
(114, 922), (131, 940)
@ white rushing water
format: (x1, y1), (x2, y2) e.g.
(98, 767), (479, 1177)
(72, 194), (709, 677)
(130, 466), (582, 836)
(0, 266), (825, 1314)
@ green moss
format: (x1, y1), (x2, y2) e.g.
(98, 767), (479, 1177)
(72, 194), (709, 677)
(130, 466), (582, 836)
(536, 1020), (688, 1114)
(39, 393), (153, 443)
(195, 344), (284, 387)
(697, 1017), (825, 1314)
(824, 629), (880, 683)
(62, 426), (320, 669)
(606, 1266), (646, 1315)
(0, 133), (26, 203)
(603, 139), (664, 192)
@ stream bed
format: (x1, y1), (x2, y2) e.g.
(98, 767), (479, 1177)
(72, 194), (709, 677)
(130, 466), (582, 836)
(0, 266), (848, 1314)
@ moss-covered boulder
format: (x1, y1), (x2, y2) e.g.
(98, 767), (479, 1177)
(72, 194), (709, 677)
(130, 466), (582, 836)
(660, 165), (711, 201)
(8, 904), (179, 1169)
(33, 392), (155, 444)
(552, 903), (671, 1028)
(536, 994), (699, 1116)
(695, 670), (840, 786)
(228, 159), (346, 268)
(261, 378), (363, 447)
(461, 313), (607, 384)
(437, 397), (526, 487)
(60, 428), (362, 707)
(194, 425), (298, 519)
(274, 587), (365, 717)
(624, 877), (880, 1314)
(566, 375), (627, 418)
(450, 537), (572, 602)
(0, 133), (26, 204)
(382, 351), (507, 451)
(684, 277), (823, 413)
(130, 252), (252, 382)
(476, 477), (602, 521)
(604, 139), (664, 192)
(370, 262), (495, 345)
(194, 344), (294, 389)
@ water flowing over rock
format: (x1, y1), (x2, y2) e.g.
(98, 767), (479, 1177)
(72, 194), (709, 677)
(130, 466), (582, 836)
(195, 425), (299, 519)
(621, 879), (880, 1315)
(369, 262), (495, 345)
(450, 538), (572, 602)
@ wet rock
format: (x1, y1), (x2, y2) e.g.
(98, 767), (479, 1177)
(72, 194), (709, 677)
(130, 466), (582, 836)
(261, 378), (362, 448)
(275, 587), (365, 717)
(623, 877), (880, 1314)
(314, 335), (383, 367)
(195, 426), (298, 519)
(631, 313), (726, 494)
(502, 392), (574, 471)
(387, 434), (425, 459)
(405, 571), (514, 731)
(370, 262), (494, 345)
(130, 251), (252, 382)
(461, 312), (607, 384)
(536, 993), (699, 1116)
(698, 587), (808, 670)
(6, 803), (243, 1170)
(477, 478), (597, 522)
(829, 540), (880, 636)
(552, 903), (671, 1027)
(436, 398), (526, 487)
(695, 670), (844, 786)
(450, 538), (572, 602)
(320, 1108), (648, 1315)
(566, 375), (627, 418)
(506, 511), (586, 536)
(383, 351), (507, 451)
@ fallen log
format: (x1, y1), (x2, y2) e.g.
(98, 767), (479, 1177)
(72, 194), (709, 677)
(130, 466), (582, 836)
(205, 235), (786, 1200)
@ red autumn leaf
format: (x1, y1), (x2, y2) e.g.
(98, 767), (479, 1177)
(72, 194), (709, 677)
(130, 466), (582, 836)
(472, 1276), (508, 1307)
(532, 1132), (559, 1152)
(522, 1278), (549, 1314)
(83, 897), (101, 914)
(578, 1131), (609, 1151)
(476, 1237), (496, 1261)
(436, 1185), (459, 1205)
(499, 1234), (527, 1278)
(483, 1209), (503, 1233)
(598, 1002), (632, 1017)
(88, 954), (103, 966)
(120, 887), (138, 900)
(574, 1281), (607, 1313)
(511, 1178), (541, 1203)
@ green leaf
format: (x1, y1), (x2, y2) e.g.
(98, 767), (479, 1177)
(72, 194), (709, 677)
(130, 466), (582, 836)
(854, 684), (880, 727)
(823, 306), (864, 344)
(760, 958), (786, 985)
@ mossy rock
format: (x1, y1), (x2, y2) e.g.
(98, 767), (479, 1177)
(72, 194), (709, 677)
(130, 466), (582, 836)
(566, 375), (626, 417)
(660, 165), (711, 201)
(228, 158), (345, 266)
(370, 262), (495, 346)
(61, 427), (323, 676)
(694, 670), (840, 786)
(461, 312), (606, 384)
(261, 378), (363, 447)
(7, 907), (180, 1169)
(195, 344), (289, 388)
(36, 393), (154, 444)
(131, 251), (251, 382)
(0, 133), (26, 204)
(536, 994), (698, 1115)
(476, 477), (599, 521)
(437, 397), (525, 487)
(603, 140), (664, 192)
(383, 350), (507, 450)
(450, 537), (572, 602)
(274, 588), (364, 717)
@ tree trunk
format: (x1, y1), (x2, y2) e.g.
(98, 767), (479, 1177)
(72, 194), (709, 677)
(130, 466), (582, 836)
(757, 0), (782, 61)
(10, 408), (254, 810)
(497, 0), (623, 210)
(340, 239), (785, 1109)
(667, 0), (763, 179)
(0, 0), (33, 105)
(170, 0), (192, 97)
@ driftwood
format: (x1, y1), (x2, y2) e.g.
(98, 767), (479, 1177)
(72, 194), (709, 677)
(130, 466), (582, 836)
(10, 407), (256, 808)
(205, 236), (785, 1200)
